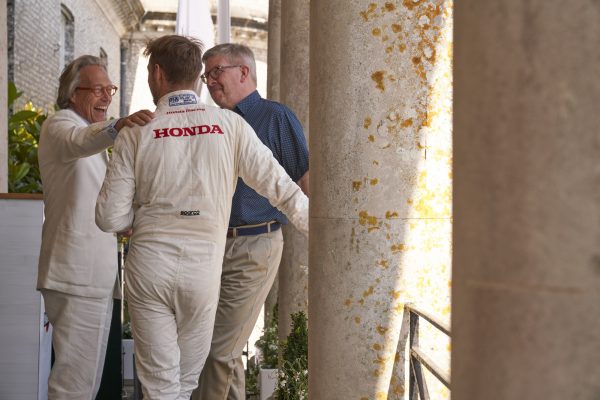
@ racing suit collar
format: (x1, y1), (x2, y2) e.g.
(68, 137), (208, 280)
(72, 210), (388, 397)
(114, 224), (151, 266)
(156, 90), (199, 110)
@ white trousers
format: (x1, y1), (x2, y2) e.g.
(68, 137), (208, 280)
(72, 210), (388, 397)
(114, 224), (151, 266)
(125, 238), (221, 400)
(41, 289), (113, 400)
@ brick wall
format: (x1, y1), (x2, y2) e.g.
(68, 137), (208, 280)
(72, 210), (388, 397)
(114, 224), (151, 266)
(11, 0), (123, 118)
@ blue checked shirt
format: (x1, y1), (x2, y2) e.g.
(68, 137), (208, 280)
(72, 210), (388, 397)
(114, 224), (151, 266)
(230, 91), (309, 227)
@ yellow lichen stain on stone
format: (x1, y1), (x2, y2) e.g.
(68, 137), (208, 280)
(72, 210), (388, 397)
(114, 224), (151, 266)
(389, 290), (402, 299)
(368, 226), (380, 233)
(372, 27), (382, 36)
(344, 298), (353, 306)
(370, 178), (379, 186)
(373, 343), (382, 351)
(377, 259), (389, 269)
(360, 3), (378, 22)
(442, 304), (451, 315)
(359, 211), (378, 228)
(363, 286), (374, 297)
(352, 181), (362, 191)
(392, 384), (405, 396)
(391, 243), (406, 253)
(373, 354), (386, 365)
(358, 298), (365, 306)
(391, 23), (402, 33)
(368, 134), (375, 142)
(401, 118), (413, 128)
(415, 192), (436, 218)
(355, 316), (361, 324)
(385, 211), (398, 219)
(382, 35), (389, 42)
(385, 46), (393, 54)
(376, 391), (387, 400)
(371, 70), (386, 92)
(384, 2), (396, 12)
(407, 198), (413, 205)
(393, 302), (403, 313)
(399, 43), (407, 52)
(376, 325), (388, 335)
(373, 160), (379, 166)
(363, 117), (372, 129)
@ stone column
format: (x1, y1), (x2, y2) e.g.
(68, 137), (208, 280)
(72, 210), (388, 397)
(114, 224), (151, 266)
(263, 0), (282, 327)
(452, 2), (600, 399)
(310, 1), (452, 399)
(266, 0), (281, 102)
(0, 0), (7, 192)
(277, 0), (310, 339)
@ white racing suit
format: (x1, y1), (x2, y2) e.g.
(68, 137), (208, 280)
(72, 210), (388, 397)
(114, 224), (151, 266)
(95, 90), (308, 400)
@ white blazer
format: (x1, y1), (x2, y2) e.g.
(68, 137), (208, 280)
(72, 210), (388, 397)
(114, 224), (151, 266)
(37, 109), (119, 299)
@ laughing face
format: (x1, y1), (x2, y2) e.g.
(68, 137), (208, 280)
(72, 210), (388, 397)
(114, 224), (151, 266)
(69, 65), (113, 123)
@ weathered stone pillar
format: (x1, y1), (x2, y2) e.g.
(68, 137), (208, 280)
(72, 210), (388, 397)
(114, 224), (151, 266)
(263, 0), (282, 327)
(0, 1), (8, 192)
(278, 0), (310, 339)
(310, 1), (452, 399)
(452, 2), (600, 399)
(266, 0), (281, 102)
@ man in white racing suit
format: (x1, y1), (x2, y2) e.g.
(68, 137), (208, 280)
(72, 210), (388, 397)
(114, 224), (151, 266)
(95, 35), (308, 400)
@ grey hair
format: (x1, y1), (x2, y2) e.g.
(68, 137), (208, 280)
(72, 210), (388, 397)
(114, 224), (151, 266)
(202, 43), (257, 83)
(56, 55), (107, 109)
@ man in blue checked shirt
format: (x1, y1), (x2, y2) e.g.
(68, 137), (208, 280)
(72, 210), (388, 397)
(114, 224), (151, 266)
(192, 43), (309, 400)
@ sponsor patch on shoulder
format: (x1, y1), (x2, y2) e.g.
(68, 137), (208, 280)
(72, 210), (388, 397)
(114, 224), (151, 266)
(168, 93), (197, 107)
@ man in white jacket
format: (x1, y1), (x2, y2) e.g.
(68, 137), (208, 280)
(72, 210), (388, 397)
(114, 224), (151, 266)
(37, 55), (153, 399)
(95, 35), (308, 400)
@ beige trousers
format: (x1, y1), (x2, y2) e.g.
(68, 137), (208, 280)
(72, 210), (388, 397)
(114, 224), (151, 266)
(193, 229), (284, 400)
(41, 289), (113, 400)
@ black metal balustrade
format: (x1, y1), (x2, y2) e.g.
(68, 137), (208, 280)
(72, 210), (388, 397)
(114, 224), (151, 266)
(406, 303), (451, 400)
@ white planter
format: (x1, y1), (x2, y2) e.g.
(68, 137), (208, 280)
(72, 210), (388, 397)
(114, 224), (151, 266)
(122, 338), (134, 380)
(259, 368), (278, 400)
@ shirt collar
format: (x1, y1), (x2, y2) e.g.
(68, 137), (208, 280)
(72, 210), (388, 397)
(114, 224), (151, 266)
(234, 90), (261, 116)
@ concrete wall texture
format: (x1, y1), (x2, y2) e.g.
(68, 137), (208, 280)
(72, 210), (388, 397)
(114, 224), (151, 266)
(309, 1), (453, 399)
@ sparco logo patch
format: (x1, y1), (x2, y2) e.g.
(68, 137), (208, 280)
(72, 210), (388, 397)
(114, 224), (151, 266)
(153, 125), (224, 139)
(180, 210), (200, 216)
(168, 94), (197, 106)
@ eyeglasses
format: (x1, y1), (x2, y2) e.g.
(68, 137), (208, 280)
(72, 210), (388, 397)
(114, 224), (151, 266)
(75, 85), (118, 97)
(200, 65), (242, 84)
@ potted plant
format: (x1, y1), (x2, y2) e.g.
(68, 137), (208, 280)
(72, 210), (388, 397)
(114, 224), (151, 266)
(275, 311), (308, 400)
(255, 305), (280, 400)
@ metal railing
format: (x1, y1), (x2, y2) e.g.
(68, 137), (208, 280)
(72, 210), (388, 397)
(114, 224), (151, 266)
(406, 303), (451, 400)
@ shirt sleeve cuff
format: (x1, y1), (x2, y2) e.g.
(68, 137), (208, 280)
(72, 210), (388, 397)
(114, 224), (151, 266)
(104, 118), (120, 140)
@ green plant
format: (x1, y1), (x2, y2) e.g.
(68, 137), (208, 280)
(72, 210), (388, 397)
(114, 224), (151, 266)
(245, 359), (259, 396)
(255, 304), (279, 369)
(7, 82), (47, 193)
(276, 311), (308, 400)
